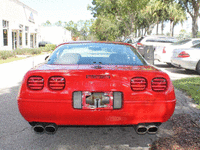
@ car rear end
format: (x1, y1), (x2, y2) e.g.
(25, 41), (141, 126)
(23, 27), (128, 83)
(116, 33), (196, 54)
(171, 48), (199, 70)
(18, 42), (176, 134)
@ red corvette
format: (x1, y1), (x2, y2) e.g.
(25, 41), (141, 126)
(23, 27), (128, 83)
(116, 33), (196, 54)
(18, 42), (176, 135)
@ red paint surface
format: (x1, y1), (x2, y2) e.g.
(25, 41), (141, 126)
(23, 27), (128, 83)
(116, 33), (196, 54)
(18, 64), (176, 125)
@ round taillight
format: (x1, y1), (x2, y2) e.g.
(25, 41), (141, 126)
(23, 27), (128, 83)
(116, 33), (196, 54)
(48, 76), (65, 90)
(131, 77), (147, 91)
(27, 76), (44, 90)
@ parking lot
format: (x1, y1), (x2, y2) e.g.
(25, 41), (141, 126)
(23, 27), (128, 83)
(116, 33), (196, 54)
(0, 56), (199, 150)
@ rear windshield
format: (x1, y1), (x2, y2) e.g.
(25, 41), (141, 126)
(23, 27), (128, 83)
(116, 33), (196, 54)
(47, 43), (147, 66)
(172, 39), (191, 45)
(146, 38), (177, 43)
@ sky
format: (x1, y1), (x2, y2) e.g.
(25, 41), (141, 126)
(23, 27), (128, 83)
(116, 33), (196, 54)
(20, 0), (199, 35)
(20, 0), (94, 24)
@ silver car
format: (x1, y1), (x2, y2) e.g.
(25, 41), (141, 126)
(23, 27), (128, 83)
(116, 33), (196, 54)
(171, 43), (200, 74)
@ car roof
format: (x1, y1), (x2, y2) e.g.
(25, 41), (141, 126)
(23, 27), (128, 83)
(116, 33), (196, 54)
(56, 41), (134, 48)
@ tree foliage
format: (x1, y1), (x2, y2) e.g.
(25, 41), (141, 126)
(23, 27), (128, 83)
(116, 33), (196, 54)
(178, 0), (200, 37)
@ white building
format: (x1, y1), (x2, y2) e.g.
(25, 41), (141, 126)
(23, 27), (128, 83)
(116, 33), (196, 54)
(38, 26), (72, 45)
(0, 0), (39, 50)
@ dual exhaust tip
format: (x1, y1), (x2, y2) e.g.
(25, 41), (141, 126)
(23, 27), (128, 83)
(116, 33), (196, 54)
(33, 123), (58, 134)
(135, 124), (158, 135)
(33, 123), (158, 135)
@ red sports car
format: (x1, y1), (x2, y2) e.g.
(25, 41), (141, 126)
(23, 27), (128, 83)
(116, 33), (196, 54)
(18, 42), (176, 135)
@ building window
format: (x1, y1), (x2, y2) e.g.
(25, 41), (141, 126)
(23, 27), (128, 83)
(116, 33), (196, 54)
(25, 26), (29, 46)
(19, 30), (22, 46)
(25, 33), (28, 46)
(3, 29), (8, 46)
(25, 26), (29, 32)
(35, 33), (37, 47)
(2, 20), (9, 28)
(2, 20), (9, 46)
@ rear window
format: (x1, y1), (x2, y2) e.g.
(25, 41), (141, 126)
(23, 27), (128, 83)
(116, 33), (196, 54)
(145, 38), (176, 43)
(192, 43), (200, 48)
(172, 39), (191, 45)
(47, 43), (147, 66)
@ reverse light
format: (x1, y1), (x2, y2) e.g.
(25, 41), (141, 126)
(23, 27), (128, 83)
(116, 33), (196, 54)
(48, 76), (65, 90)
(27, 76), (44, 90)
(151, 78), (167, 92)
(131, 77), (147, 91)
(178, 51), (190, 58)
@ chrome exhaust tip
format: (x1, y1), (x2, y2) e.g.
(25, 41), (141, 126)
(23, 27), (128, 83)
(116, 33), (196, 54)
(147, 125), (158, 134)
(33, 124), (45, 134)
(45, 123), (58, 134)
(135, 125), (148, 135)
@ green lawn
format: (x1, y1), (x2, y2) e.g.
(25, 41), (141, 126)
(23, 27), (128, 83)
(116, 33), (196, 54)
(173, 77), (200, 108)
(0, 57), (26, 64)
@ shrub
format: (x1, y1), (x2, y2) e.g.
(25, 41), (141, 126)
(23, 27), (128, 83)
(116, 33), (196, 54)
(0, 51), (16, 60)
(28, 48), (42, 55)
(14, 48), (29, 55)
(45, 44), (56, 52)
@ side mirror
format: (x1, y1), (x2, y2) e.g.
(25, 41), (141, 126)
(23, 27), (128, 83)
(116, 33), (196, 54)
(45, 55), (49, 60)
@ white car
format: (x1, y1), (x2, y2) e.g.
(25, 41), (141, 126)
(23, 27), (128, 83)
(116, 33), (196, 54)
(136, 35), (177, 57)
(156, 38), (200, 65)
(171, 43), (200, 74)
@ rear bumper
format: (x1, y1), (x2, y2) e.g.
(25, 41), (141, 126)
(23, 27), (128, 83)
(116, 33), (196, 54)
(171, 58), (196, 70)
(18, 98), (176, 125)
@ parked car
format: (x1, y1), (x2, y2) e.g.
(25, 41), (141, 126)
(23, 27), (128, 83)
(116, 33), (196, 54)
(156, 38), (200, 65)
(38, 41), (52, 47)
(136, 35), (177, 57)
(18, 42), (176, 135)
(171, 43), (200, 74)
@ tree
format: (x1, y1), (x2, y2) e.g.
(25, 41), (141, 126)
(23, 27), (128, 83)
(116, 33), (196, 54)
(55, 20), (62, 26)
(88, 0), (150, 40)
(178, 0), (200, 38)
(42, 20), (51, 26)
(90, 16), (120, 41)
(64, 21), (80, 38)
(167, 1), (187, 36)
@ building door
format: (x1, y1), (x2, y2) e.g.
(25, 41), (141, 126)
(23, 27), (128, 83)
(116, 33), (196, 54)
(30, 34), (33, 48)
(12, 32), (17, 49)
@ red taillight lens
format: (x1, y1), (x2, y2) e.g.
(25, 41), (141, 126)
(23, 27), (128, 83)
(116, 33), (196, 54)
(162, 47), (166, 53)
(151, 78), (167, 92)
(27, 76), (44, 90)
(49, 76), (65, 90)
(131, 77), (147, 91)
(137, 43), (143, 46)
(178, 51), (190, 58)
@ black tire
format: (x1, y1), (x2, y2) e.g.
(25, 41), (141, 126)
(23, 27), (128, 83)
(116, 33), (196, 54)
(185, 69), (194, 72)
(196, 61), (200, 75)
(166, 63), (173, 67)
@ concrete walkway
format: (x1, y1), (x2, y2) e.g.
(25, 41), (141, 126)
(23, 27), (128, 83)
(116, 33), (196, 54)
(0, 54), (48, 90)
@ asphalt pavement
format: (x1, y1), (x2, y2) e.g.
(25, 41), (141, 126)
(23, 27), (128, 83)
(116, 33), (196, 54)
(0, 57), (199, 150)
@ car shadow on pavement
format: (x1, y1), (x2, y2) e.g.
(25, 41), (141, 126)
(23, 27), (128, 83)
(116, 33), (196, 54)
(0, 84), (159, 150)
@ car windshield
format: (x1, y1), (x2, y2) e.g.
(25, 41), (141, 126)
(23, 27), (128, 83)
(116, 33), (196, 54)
(46, 43), (147, 66)
(172, 39), (191, 45)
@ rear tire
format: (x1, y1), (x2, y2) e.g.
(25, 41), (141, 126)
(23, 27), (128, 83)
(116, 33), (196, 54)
(196, 61), (200, 75)
(166, 63), (173, 67)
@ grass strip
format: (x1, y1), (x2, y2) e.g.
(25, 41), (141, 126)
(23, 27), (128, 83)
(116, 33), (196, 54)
(0, 57), (26, 64)
(173, 77), (200, 108)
